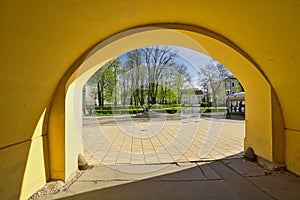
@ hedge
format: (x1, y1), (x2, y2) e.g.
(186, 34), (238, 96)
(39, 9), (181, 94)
(93, 105), (178, 115)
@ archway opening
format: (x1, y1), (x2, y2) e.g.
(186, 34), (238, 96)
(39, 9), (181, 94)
(47, 25), (283, 183)
(81, 45), (245, 170)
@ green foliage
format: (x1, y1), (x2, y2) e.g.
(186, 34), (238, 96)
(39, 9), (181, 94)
(87, 58), (120, 106)
(199, 61), (231, 107)
(200, 106), (227, 113)
(235, 83), (244, 93)
(84, 46), (193, 108)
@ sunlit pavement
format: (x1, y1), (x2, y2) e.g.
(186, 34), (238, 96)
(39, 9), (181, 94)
(83, 111), (245, 166)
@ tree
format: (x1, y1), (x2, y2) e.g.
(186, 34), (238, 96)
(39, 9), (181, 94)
(142, 46), (177, 104)
(174, 64), (192, 104)
(235, 83), (244, 93)
(86, 45), (193, 108)
(124, 49), (145, 106)
(199, 61), (231, 107)
(87, 58), (120, 106)
(118, 67), (130, 106)
(155, 61), (192, 105)
(118, 46), (180, 106)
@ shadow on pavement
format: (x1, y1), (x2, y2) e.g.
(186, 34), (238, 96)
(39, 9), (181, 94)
(56, 154), (300, 200)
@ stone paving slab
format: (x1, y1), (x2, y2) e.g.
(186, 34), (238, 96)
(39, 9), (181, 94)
(222, 158), (269, 177)
(247, 173), (300, 200)
(208, 161), (275, 200)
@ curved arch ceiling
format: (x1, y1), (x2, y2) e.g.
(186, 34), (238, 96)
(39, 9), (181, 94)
(74, 26), (265, 91)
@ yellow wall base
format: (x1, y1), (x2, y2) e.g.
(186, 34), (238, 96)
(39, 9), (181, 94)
(286, 130), (300, 175)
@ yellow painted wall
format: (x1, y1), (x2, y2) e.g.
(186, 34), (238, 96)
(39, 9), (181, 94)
(286, 130), (300, 175)
(65, 82), (84, 180)
(0, 0), (299, 199)
(20, 110), (48, 199)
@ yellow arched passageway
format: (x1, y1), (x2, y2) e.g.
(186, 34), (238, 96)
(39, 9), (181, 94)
(50, 24), (284, 184)
(0, 1), (299, 199)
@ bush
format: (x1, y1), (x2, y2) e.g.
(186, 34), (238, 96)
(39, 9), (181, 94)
(94, 106), (143, 115)
(201, 107), (227, 113)
(93, 104), (180, 115)
(164, 108), (177, 114)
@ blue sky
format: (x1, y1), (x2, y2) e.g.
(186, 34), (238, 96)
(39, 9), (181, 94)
(170, 46), (213, 88)
(170, 46), (212, 73)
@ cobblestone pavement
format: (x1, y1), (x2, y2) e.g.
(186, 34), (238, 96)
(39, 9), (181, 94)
(83, 111), (245, 166)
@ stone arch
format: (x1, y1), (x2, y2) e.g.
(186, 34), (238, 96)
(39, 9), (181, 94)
(48, 24), (285, 180)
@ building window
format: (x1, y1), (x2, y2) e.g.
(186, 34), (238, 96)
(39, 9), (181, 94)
(232, 82), (235, 87)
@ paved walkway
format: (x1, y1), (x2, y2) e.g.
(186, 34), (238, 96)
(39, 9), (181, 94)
(83, 112), (245, 166)
(37, 112), (300, 199)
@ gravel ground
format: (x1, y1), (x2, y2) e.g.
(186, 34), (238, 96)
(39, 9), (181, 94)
(28, 169), (87, 200)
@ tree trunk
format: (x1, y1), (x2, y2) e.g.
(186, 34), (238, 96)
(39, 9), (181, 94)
(122, 79), (127, 106)
(82, 85), (87, 115)
(154, 82), (159, 104)
(178, 90), (182, 104)
(114, 66), (117, 106)
(97, 82), (101, 106)
(140, 85), (144, 105)
(148, 83), (152, 104)
(101, 87), (104, 106)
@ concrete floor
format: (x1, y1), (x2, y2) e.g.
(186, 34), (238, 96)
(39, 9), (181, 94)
(37, 111), (300, 199)
(41, 157), (300, 200)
